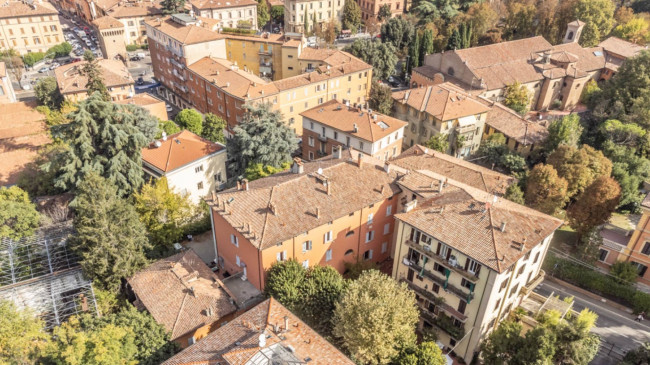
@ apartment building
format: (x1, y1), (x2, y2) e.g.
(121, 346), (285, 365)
(392, 83), (491, 158)
(141, 130), (227, 203)
(191, 0), (258, 29)
(481, 101), (548, 156)
(106, 0), (163, 45)
(0, 62), (16, 103)
(162, 298), (355, 364)
(284, 0), (344, 34)
(301, 100), (406, 161)
(54, 58), (135, 101)
(222, 32), (290, 80)
(390, 146), (562, 363)
(358, 0), (403, 22)
(0, 0), (64, 55)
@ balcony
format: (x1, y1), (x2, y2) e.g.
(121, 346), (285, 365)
(171, 58), (184, 69)
(405, 240), (479, 283)
(318, 134), (327, 143)
(401, 279), (468, 322)
(258, 49), (272, 56)
(260, 60), (272, 67)
(420, 309), (465, 339)
(455, 124), (475, 134)
(405, 256), (474, 303)
(522, 270), (545, 295)
(317, 150), (327, 157)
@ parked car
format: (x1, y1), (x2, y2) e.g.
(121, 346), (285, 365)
(388, 76), (400, 87)
(272, 26), (280, 33)
(49, 62), (60, 69)
(38, 67), (49, 73)
(129, 55), (141, 61)
(137, 77), (144, 85)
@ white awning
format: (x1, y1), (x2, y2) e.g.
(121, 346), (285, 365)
(458, 115), (477, 127)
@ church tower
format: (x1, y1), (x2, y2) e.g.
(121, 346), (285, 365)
(563, 20), (585, 44)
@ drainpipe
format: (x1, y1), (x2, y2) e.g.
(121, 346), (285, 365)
(209, 206), (218, 263)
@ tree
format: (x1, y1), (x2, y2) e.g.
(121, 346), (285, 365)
(270, 5), (284, 22)
(503, 2), (537, 40)
(505, 183), (525, 204)
(175, 108), (203, 135)
(134, 177), (194, 251)
(52, 93), (157, 197)
(380, 17), (414, 51)
(298, 265), (348, 335)
(369, 80), (393, 115)
(257, 0), (270, 29)
(44, 316), (138, 365)
(344, 38), (398, 80)
(201, 113), (226, 143)
(567, 176), (621, 236)
(610, 261), (639, 284)
(408, 32), (420, 74)
(304, 8), (309, 35)
(413, 0), (458, 22)
(0, 300), (50, 364)
(395, 341), (445, 365)
(545, 113), (584, 152)
(0, 186), (40, 240)
(613, 17), (649, 44)
(504, 81), (530, 115)
(603, 141), (650, 210)
(264, 260), (307, 312)
(17, 142), (68, 197)
(157, 120), (181, 139)
(423, 134), (449, 153)
(69, 173), (150, 291)
(378, 4), (392, 20)
(226, 103), (297, 178)
(161, 0), (184, 14)
(81, 51), (110, 101)
(447, 27), (462, 50)
(599, 119), (646, 149)
(580, 79), (601, 105)
(333, 270), (418, 365)
(622, 342), (650, 364)
(46, 42), (73, 59)
(572, 0), (615, 47)
(342, 0), (361, 31)
(34, 76), (63, 109)
(419, 29), (434, 66)
(525, 164), (569, 215)
(480, 321), (527, 364)
(466, 2), (498, 46)
(22, 51), (44, 68)
(547, 144), (612, 198)
(552, 309), (600, 364)
(317, 18), (340, 45)
(244, 162), (290, 181)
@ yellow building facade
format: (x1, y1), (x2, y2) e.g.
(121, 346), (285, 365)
(0, 1), (64, 55)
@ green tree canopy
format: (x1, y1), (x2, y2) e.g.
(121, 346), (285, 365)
(504, 81), (530, 115)
(567, 176), (621, 236)
(380, 17), (415, 51)
(226, 103), (297, 178)
(395, 341), (446, 365)
(342, 0), (361, 31)
(545, 113), (584, 152)
(81, 51), (110, 101)
(298, 265), (348, 334)
(270, 5), (284, 21)
(244, 161), (290, 181)
(378, 4), (392, 20)
(156, 120), (181, 139)
(201, 113), (227, 143)
(175, 108), (204, 135)
(505, 183), (525, 204)
(34, 76), (63, 109)
(622, 342), (650, 364)
(525, 164), (569, 215)
(69, 173), (150, 291)
(369, 80), (393, 115)
(0, 300), (50, 364)
(51, 92), (157, 197)
(0, 186), (40, 240)
(572, 0), (615, 47)
(161, 0), (185, 14)
(423, 134), (449, 153)
(265, 260), (307, 312)
(599, 119), (646, 149)
(333, 270), (418, 364)
(344, 38), (398, 80)
(547, 144), (613, 198)
(610, 261), (639, 284)
(257, 0), (270, 28)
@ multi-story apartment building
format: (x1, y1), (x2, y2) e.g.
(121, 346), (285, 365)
(54, 58), (135, 101)
(0, 62), (16, 103)
(146, 14), (373, 135)
(105, 0), (163, 45)
(392, 83), (491, 158)
(390, 145), (562, 363)
(0, 0), (64, 55)
(358, 0), (403, 22)
(283, 0), (344, 34)
(301, 100), (406, 161)
(191, 0), (258, 29)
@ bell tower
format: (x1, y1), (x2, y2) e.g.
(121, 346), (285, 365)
(563, 20), (585, 44)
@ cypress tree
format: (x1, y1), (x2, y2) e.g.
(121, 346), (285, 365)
(408, 32), (420, 73)
(419, 29), (434, 66)
(447, 28), (461, 50)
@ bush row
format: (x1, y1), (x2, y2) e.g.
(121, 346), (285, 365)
(544, 254), (650, 314)
(220, 27), (257, 35)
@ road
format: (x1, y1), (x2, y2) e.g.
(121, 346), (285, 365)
(533, 279), (650, 364)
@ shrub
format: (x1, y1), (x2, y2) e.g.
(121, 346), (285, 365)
(221, 27), (257, 35)
(23, 52), (45, 67)
(126, 44), (139, 52)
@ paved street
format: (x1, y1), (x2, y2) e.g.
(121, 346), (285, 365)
(533, 279), (650, 364)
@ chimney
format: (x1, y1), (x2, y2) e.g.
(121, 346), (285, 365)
(438, 179), (444, 193)
(258, 333), (266, 348)
(189, 286), (196, 297)
(273, 323), (279, 333)
(384, 163), (391, 173)
(380, 185), (385, 194)
(326, 181), (332, 195)
(269, 202), (277, 215)
(357, 154), (363, 168)
(211, 191), (217, 202)
(520, 238), (527, 251)
(500, 222), (507, 232)
(242, 179), (249, 191)
(333, 145), (342, 159)
(284, 316), (289, 331)
(237, 181), (242, 190)
(316, 207), (320, 219)
(353, 123), (358, 133)
(206, 306), (213, 316)
(291, 158), (304, 174)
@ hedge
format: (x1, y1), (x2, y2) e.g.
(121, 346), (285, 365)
(126, 44), (149, 52)
(23, 52), (45, 67)
(220, 27), (257, 35)
(544, 254), (650, 314)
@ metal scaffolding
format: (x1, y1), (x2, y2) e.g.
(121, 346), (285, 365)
(0, 222), (97, 329)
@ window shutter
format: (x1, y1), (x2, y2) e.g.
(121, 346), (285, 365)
(277, 252), (281, 261)
(475, 264), (481, 276)
(464, 259), (469, 271)
(302, 242), (306, 252)
(369, 250), (373, 259)
(436, 242), (441, 255)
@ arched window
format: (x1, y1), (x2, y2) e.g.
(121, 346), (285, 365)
(447, 67), (455, 76)
(346, 231), (355, 237)
(567, 31), (574, 40)
(345, 249), (354, 256)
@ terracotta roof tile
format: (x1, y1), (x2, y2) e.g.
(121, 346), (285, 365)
(145, 16), (224, 45)
(141, 130), (225, 173)
(192, 0), (257, 10)
(92, 15), (124, 30)
(127, 249), (238, 341)
(0, 0), (58, 18)
(549, 42), (605, 72)
(108, 1), (163, 18)
(392, 82), (491, 121)
(598, 36), (647, 59)
(480, 100), (548, 145)
(300, 100), (407, 143)
(642, 192), (650, 209)
(272, 59), (371, 91)
(54, 59), (134, 95)
(162, 298), (355, 365)
(188, 57), (278, 100)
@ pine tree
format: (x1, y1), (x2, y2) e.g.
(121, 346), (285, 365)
(81, 51), (110, 101)
(69, 173), (150, 292)
(227, 103), (297, 178)
(257, 0), (270, 29)
(51, 92), (157, 197)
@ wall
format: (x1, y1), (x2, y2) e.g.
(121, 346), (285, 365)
(482, 125), (536, 156)
(63, 83), (134, 102)
(196, 4), (257, 29)
(165, 150), (227, 203)
(284, 0), (344, 34)
(97, 27), (126, 61)
(0, 13), (65, 55)
(623, 211), (650, 287)
(223, 36), (283, 78)
(0, 71), (16, 103)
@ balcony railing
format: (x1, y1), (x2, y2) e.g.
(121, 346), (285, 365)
(318, 134), (327, 143)
(405, 256), (474, 303)
(317, 150), (327, 156)
(405, 240), (479, 283)
(455, 124), (476, 134)
(401, 279), (468, 322)
(522, 270), (545, 294)
(258, 49), (272, 56)
(420, 309), (465, 339)
(260, 60), (272, 67)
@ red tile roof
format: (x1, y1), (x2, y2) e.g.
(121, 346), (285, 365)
(162, 298), (355, 365)
(141, 130), (225, 173)
(481, 100), (549, 146)
(392, 83), (491, 121)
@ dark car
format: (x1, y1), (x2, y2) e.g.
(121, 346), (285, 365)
(137, 77), (144, 85)
(388, 76), (401, 87)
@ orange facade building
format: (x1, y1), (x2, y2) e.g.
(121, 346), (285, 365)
(616, 194), (650, 286)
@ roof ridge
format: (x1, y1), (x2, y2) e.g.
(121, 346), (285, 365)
(259, 186), (276, 247)
(487, 203), (502, 272)
(171, 292), (190, 338)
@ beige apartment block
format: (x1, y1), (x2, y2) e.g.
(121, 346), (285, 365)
(106, 0), (163, 45)
(284, 0), (344, 34)
(0, 0), (64, 55)
(191, 0), (258, 29)
(54, 58), (135, 101)
(358, 0), (403, 22)
(0, 62), (16, 103)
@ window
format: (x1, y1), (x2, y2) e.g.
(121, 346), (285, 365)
(326, 249), (332, 261)
(509, 284), (520, 297)
(302, 240), (313, 252)
(365, 231), (374, 242)
(381, 242), (388, 253)
(367, 213), (373, 224)
(499, 279), (508, 292)
(334, 131), (338, 140)
(598, 249), (608, 262)
(632, 262), (648, 277)
(195, 165), (204, 173)
(197, 182), (204, 190)
(533, 252), (540, 264)
(383, 223), (390, 235)
(324, 230), (333, 243)
(214, 173), (222, 182)
(230, 234), (239, 247)
(494, 298), (501, 311)
(461, 278), (473, 290)
(359, 141), (364, 150)
(433, 262), (445, 275)
(309, 151), (314, 160)
(302, 260), (309, 269)
(345, 249), (354, 255)
(643, 242), (650, 255)
(345, 230), (355, 237)
(517, 264), (526, 277)
(277, 250), (287, 262)
(457, 300), (467, 314)
(236, 255), (241, 266)
(386, 205), (392, 216)
(363, 249), (373, 260)
(465, 258), (481, 276)
(308, 136), (314, 146)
